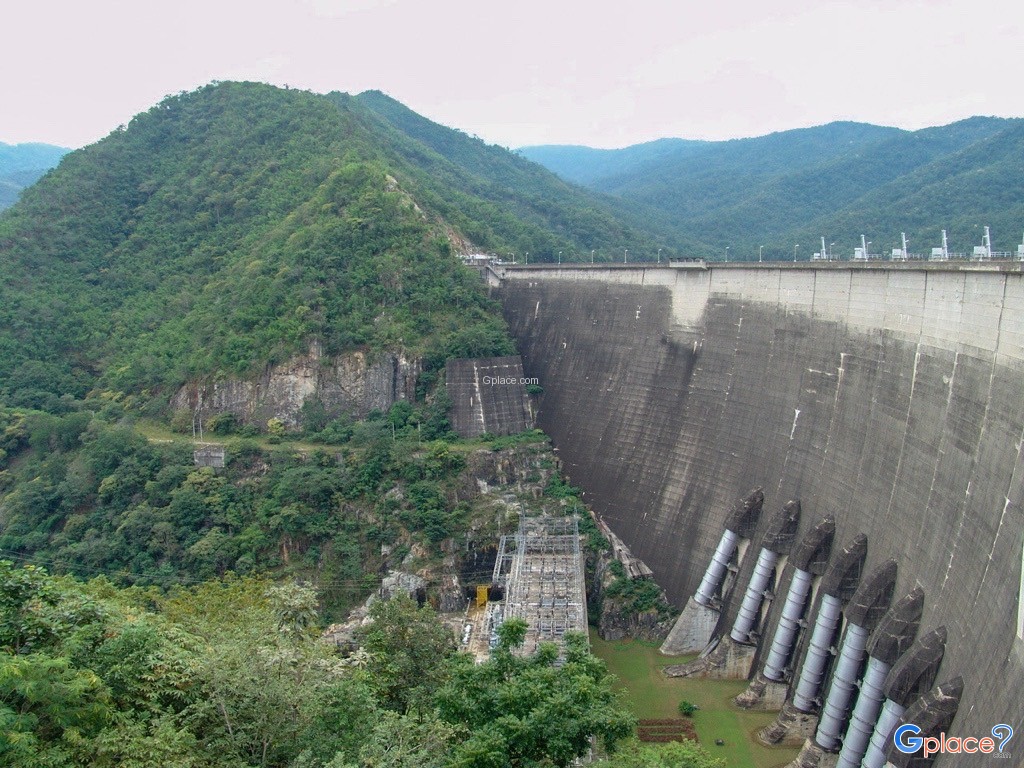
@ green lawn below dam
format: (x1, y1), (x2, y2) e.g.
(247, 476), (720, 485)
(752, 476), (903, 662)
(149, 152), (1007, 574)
(590, 632), (800, 768)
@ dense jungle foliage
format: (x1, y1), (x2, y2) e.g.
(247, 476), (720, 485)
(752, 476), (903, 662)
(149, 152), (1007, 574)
(0, 403), (696, 766)
(1, 566), (731, 768)
(0, 399), (552, 620)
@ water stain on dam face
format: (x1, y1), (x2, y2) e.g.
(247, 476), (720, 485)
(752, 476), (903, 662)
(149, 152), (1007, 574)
(497, 265), (1024, 744)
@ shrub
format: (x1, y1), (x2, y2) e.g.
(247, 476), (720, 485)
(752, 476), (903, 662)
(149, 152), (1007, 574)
(170, 409), (194, 434)
(300, 398), (329, 435)
(208, 413), (237, 435)
(318, 416), (354, 444)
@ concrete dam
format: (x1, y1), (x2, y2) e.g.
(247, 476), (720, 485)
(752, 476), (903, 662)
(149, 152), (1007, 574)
(495, 262), (1023, 764)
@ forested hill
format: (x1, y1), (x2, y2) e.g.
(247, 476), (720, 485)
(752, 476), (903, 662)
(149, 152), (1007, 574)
(517, 138), (709, 187)
(0, 141), (70, 210)
(0, 82), (667, 408)
(352, 90), (681, 254)
(521, 116), (1024, 259)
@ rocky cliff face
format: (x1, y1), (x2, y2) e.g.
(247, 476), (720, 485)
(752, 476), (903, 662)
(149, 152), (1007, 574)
(171, 343), (421, 427)
(592, 554), (675, 642)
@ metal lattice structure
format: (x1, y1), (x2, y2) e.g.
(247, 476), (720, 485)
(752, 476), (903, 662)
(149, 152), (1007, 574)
(495, 516), (587, 656)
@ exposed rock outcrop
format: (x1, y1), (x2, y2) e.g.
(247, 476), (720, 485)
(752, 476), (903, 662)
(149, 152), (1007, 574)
(593, 546), (674, 642)
(322, 569), (427, 650)
(461, 445), (556, 498)
(171, 342), (421, 427)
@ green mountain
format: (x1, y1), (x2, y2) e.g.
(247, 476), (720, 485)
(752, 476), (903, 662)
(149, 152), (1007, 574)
(0, 82), (671, 410)
(793, 120), (1024, 257)
(517, 138), (709, 186)
(353, 90), (681, 259)
(0, 141), (70, 210)
(521, 117), (1024, 259)
(0, 84), (685, 768)
(0, 82), (620, 606)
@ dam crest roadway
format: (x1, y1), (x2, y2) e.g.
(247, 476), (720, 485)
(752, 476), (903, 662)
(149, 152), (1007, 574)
(493, 260), (1024, 765)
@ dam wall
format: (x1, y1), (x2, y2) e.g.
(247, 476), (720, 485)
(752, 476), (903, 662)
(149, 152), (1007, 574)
(497, 263), (1024, 746)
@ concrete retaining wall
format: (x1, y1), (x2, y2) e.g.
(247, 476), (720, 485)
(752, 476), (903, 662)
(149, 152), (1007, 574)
(446, 356), (534, 438)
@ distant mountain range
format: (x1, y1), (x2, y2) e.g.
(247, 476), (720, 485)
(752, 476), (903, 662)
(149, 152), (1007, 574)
(11, 109), (1020, 263)
(520, 117), (1024, 259)
(0, 142), (70, 210)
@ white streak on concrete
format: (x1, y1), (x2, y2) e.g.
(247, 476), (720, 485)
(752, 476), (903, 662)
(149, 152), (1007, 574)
(884, 346), (921, 523)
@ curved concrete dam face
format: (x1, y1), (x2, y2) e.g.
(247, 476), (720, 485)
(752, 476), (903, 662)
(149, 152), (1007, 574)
(498, 263), (1024, 741)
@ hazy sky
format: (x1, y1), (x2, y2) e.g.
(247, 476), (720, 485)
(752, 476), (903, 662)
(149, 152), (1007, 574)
(4, 0), (1022, 149)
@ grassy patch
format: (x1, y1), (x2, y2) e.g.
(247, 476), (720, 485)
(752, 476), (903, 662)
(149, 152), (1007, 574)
(590, 632), (798, 768)
(135, 417), (328, 453)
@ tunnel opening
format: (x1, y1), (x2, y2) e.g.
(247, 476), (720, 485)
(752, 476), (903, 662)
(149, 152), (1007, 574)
(461, 544), (499, 598)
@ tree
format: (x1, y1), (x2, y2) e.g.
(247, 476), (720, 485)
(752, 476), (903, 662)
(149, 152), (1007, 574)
(678, 699), (697, 717)
(355, 595), (456, 712)
(0, 563), (204, 767)
(300, 399), (329, 436)
(266, 582), (319, 636)
(163, 578), (352, 768)
(435, 631), (635, 767)
(0, 653), (111, 765)
(0, 561), (60, 654)
(344, 710), (458, 768)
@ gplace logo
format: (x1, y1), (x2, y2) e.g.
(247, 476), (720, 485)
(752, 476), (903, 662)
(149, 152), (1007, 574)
(894, 723), (1014, 759)
(481, 376), (539, 386)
